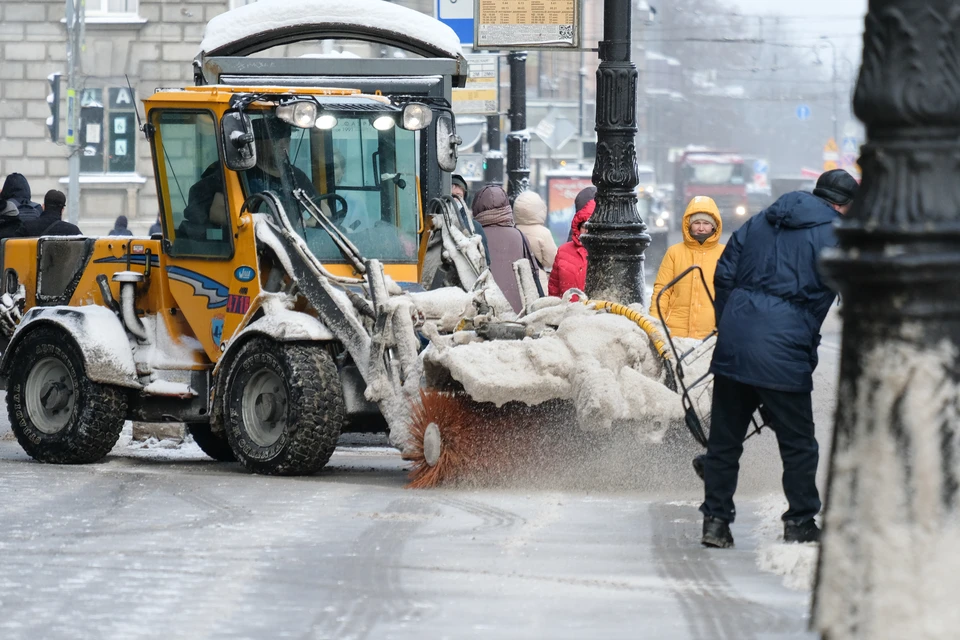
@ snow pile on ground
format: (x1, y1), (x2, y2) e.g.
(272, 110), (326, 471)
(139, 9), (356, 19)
(112, 423), (207, 461)
(753, 496), (818, 591)
(422, 304), (682, 435)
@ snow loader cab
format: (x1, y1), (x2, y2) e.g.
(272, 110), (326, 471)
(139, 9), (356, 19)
(155, 87), (428, 282)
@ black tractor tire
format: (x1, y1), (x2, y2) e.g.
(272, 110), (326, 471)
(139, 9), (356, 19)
(223, 338), (344, 475)
(186, 423), (236, 462)
(6, 326), (127, 464)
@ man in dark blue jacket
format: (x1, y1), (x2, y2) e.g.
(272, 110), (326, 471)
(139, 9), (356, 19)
(700, 169), (859, 549)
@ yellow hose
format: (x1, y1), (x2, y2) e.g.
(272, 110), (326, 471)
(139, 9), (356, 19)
(587, 300), (672, 361)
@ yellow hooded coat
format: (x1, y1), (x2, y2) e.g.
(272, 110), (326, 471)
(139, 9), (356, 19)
(649, 196), (725, 339)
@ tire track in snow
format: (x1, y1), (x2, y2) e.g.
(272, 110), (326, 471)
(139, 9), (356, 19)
(432, 494), (526, 535)
(650, 502), (798, 640)
(310, 497), (432, 640)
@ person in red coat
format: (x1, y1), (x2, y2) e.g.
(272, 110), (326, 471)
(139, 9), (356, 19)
(548, 198), (596, 297)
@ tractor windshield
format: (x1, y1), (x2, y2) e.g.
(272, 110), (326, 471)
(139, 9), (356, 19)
(240, 110), (420, 264)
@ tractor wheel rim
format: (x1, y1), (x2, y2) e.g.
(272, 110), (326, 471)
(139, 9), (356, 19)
(25, 357), (75, 435)
(423, 422), (442, 467)
(242, 369), (287, 448)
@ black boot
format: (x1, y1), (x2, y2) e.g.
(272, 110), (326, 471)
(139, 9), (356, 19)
(783, 518), (821, 543)
(702, 516), (734, 548)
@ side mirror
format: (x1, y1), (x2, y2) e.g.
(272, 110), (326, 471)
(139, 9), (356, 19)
(221, 111), (256, 171)
(436, 114), (461, 173)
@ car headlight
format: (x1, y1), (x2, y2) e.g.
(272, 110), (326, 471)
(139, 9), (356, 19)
(735, 205), (747, 216)
(655, 217), (665, 228)
(276, 101), (318, 129)
(401, 103), (433, 130)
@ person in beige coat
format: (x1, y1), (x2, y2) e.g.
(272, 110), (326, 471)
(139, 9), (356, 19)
(513, 190), (558, 292)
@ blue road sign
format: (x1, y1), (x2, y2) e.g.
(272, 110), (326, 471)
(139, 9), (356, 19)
(437, 0), (474, 48)
(796, 105), (812, 121)
(753, 159), (768, 175)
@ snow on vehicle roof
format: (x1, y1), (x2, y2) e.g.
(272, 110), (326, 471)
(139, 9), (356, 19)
(685, 153), (744, 164)
(199, 0), (463, 59)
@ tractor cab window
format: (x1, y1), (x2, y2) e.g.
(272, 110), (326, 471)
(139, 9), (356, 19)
(151, 110), (233, 258)
(239, 111), (419, 264)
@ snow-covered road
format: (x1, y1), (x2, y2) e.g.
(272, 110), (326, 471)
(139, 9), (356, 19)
(0, 311), (840, 639)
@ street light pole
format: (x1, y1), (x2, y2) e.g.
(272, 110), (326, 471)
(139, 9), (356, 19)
(814, 1), (960, 637)
(64, 0), (83, 225)
(820, 36), (839, 144)
(580, 0), (650, 304)
(506, 51), (530, 202)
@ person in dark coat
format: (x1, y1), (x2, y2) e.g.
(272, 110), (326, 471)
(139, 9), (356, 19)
(471, 185), (540, 313)
(0, 198), (26, 240)
(22, 190), (81, 236)
(451, 174), (490, 264)
(149, 215), (162, 237)
(0, 173), (42, 221)
(700, 168), (860, 549)
(108, 215), (134, 236)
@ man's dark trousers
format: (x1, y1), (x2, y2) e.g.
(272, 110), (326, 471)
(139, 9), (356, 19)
(700, 374), (821, 523)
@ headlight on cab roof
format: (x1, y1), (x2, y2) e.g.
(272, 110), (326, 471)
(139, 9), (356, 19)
(401, 103), (433, 131)
(276, 101), (318, 129)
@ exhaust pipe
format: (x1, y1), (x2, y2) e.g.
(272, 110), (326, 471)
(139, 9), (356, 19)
(112, 271), (149, 343)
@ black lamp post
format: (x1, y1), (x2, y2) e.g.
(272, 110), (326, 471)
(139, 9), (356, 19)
(814, 1), (960, 636)
(580, 0), (650, 304)
(506, 51), (530, 202)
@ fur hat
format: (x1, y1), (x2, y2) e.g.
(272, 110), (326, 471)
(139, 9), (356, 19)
(688, 212), (716, 228)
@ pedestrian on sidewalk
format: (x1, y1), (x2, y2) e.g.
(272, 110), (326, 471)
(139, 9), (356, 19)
(450, 174), (489, 264)
(108, 215), (134, 236)
(0, 173), (42, 221)
(0, 198), (26, 240)
(513, 190), (557, 294)
(548, 196), (595, 298)
(649, 196), (724, 339)
(700, 169), (859, 549)
(22, 190), (81, 236)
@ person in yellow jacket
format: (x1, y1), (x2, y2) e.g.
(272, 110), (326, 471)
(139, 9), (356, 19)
(650, 196), (725, 339)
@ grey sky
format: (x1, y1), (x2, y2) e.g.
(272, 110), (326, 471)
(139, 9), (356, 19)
(720, 0), (867, 64)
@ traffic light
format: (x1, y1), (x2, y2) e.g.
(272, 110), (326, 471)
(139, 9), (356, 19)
(46, 72), (61, 143)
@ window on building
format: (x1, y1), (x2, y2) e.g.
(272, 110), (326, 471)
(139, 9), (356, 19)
(79, 87), (137, 174)
(229, 0), (258, 8)
(85, 0), (139, 14)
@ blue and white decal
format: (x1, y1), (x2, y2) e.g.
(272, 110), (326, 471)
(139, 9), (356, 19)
(234, 265), (256, 282)
(94, 254), (161, 267)
(166, 266), (229, 309)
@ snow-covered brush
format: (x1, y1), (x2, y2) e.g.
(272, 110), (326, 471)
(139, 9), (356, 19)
(404, 391), (568, 489)
(402, 295), (688, 489)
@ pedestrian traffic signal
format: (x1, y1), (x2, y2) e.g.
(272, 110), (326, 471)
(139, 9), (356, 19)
(46, 72), (61, 143)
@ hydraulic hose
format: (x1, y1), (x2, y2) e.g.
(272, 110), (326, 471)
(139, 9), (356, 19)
(586, 299), (677, 392)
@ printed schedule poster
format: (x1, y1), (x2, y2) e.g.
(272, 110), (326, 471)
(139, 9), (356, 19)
(476, 0), (579, 49)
